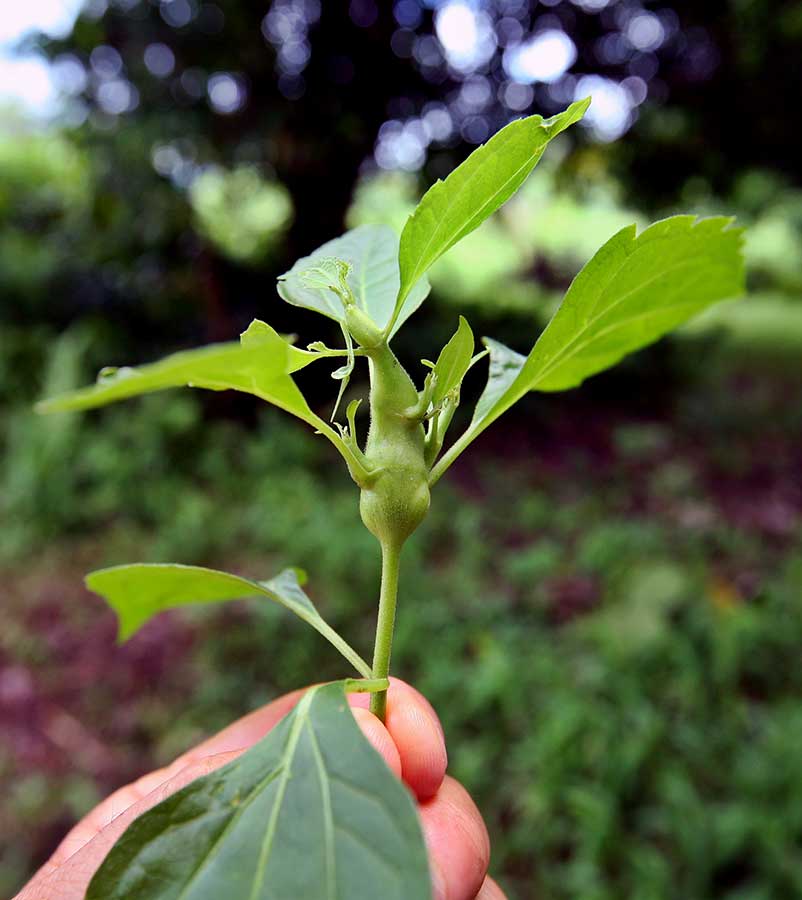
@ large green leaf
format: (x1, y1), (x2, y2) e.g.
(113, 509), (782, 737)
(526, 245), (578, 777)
(430, 315), (474, 409)
(277, 224), (430, 336)
(86, 564), (371, 677)
(430, 215), (745, 482)
(87, 681), (432, 900)
(36, 321), (318, 421)
(394, 98), (590, 318)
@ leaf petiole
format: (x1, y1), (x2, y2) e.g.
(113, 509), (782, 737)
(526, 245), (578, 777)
(307, 342), (367, 359)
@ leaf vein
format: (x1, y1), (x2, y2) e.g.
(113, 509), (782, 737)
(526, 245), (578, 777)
(306, 719), (336, 900)
(249, 690), (316, 900)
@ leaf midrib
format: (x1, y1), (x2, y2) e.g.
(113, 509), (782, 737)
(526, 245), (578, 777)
(307, 718), (336, 900)
(249, 689), (317, 899)
(172, 763), (284, 900)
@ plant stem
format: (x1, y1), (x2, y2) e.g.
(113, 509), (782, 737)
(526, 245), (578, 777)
(369, 539), (403, 721)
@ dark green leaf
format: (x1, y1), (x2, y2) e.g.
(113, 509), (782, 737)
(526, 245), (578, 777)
(395, 99), (590, 316)
(87, 682), (432, 900)
(278, 224), (430, 336)
(86, 564), (371, 677)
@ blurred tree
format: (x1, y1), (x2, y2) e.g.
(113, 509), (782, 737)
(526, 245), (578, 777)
(32, 0), (438, 344)
(188, 165), (293, 264)
(27, 0), (797, 330)
(3, 0), (796, 364)
(0, 125), (91, 314)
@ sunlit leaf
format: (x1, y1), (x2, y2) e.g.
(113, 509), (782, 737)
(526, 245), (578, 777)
(36, 320), (372, 478)
(431, 215), (746, 482)
(87, 682), (432, 900)
(517, 216), (745, 391)
(277, 224), (430, 336)
(86, 564), (371, 677)
(239, 318), (315, 372)
(430, 316), (474, 409)
(394, 98), (590, 318)
(34, 320), (334, 437)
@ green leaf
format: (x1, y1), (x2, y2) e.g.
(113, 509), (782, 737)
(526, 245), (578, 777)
(430, 215), (746, 483)
(277, 224), (430, 336)
(35, 319), (373, 481)
(86, 564), (372, 677)
(430, 316), (474, 409)
(469, 337), (527, 429)
(87, 682), (432, 900)
(395, 99), (590, 316)
(36, 320), (317, 418)
(239, 319), (314, 373)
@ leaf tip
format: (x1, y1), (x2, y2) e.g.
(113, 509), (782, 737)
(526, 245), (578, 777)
(574, 95), (592, 115)
(543, 95), (591, 131)
(240, 318), (276, 348)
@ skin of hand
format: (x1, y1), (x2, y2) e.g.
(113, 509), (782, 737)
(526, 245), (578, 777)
(15, 677), (506, 900)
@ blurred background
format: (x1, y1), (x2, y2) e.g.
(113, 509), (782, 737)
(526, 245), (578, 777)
(1, 1), (801, 897)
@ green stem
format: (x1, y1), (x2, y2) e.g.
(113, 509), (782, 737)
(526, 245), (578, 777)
(369, 539), (403, 720)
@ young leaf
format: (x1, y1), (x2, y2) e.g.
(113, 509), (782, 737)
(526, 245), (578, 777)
(430, 316), (474, 409)
(36, 319), (371, 480)
(430, 216), (746, 483)
(330, 323), (356, 421)
(86, 564), (372, 677)
(394, 98), (590, 321)
(239, 318), (316, 372)
(36, 321), (315, 416)
(87, 682), (432, 900)
(278, 224), (430, 337)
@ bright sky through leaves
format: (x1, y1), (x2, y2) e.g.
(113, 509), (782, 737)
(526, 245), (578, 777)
(0, 0), (83, 115)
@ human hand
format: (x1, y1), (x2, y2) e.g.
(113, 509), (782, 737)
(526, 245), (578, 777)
(16, 678), (506, 900)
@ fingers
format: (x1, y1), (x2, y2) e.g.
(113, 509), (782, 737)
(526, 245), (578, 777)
(350, 707), (402, 778)
(26, 680), (452, 899)
(351, 677), (447, 800)
(419, 776), (490, 900)
(386, 678), (448, 800)
(44, 685), (406, 871)
(476, 875), (508, 899)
